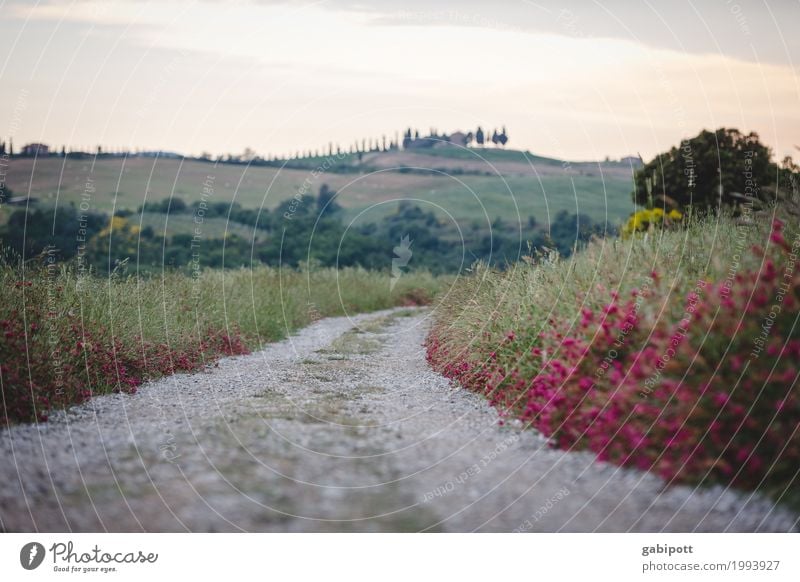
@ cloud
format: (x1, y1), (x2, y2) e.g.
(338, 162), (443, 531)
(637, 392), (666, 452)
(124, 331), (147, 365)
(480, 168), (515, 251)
(1, 0), (797, 160)
(325, 0), (800, 67)
(11, 1), (800, 66)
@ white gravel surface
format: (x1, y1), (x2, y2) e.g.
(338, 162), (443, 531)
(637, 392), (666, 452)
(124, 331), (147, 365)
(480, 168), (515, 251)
(1, 308), (796, 532)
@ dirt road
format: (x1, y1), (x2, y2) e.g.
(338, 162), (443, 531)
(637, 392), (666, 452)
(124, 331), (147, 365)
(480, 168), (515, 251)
(1, 309), (795, 532)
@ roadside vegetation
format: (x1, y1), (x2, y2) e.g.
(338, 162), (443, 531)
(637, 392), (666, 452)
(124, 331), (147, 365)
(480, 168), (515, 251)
(0, 191), (605, 275)
(0, 263), (442, 424)
(1, 150), (633, 224)
(428, 129), (800, 504)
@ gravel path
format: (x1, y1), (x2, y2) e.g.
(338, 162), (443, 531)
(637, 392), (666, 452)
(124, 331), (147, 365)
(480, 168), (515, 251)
(1, 308), (796, 532)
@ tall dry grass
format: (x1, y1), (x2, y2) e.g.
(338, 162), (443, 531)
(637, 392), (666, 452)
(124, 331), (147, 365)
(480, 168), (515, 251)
(1, 261), (445, 423)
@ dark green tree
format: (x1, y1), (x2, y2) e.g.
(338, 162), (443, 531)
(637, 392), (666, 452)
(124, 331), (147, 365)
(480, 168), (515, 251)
(633, 128), (778, 211)
(498, 126), (508, 147)
(317, 184), (341, 216)
(2, 205), (105, 262)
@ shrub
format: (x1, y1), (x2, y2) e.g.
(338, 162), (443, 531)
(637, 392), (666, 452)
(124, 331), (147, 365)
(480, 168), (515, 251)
(632, 128), (780, 210)
(621, 207), (682, 238)
(427, 213), (800, 500)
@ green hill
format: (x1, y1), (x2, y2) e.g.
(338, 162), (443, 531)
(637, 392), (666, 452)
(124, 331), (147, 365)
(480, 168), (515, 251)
(3, 149), (636, 227)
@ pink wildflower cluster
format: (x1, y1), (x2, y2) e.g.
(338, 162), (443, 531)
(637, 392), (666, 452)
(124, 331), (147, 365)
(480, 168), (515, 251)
(428, 220), (799, 493)
(1, 291), (249, 424)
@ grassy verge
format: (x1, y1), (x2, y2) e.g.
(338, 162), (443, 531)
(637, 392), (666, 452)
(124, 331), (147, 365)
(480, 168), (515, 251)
(427, 209), (800, 505)
(1, 263), (445, 424)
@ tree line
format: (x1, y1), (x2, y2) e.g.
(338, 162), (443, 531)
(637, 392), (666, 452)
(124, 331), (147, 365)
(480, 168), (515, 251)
(402, 126), (508, 148)
(0, 124), (512, 169)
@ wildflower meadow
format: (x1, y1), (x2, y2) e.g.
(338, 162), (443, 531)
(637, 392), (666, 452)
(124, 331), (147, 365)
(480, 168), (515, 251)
(427, 211), (800, 504)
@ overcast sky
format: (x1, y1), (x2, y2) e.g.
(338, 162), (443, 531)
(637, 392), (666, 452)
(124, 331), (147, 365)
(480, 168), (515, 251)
(1, 0), (798, 161)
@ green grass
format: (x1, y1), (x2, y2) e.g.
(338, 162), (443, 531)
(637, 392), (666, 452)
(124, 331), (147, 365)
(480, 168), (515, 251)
(340, 173), (634, 225)
(386, 146), (637, 173)
(281, 153), (360, 168)
(433, 211), (773, 350)
(409, 146), (562, 165)
(0, 261), (448, 423)
(137, 212), (263, 241)
(7, 263), (446, 351)
(428, 207), (800, 504)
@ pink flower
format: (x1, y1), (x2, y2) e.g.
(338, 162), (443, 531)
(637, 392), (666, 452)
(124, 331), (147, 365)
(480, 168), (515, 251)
(712, 392), (730, 406)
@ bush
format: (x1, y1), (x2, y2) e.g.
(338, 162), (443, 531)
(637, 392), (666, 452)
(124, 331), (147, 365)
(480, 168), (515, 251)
(632, 128), (778, 210)
(427, 212), (800, 500)
(621, 207), (682, 238)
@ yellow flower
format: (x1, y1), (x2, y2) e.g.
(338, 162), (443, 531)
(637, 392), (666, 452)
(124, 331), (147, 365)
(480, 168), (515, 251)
(98, 216), (134, 238)
(622, 206), (683, 238)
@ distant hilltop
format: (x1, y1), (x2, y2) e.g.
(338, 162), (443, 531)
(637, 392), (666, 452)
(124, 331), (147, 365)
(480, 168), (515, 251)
(0, 128), (642, 169)
(0, 125), (510, 163)
(402, 126), (509, 149)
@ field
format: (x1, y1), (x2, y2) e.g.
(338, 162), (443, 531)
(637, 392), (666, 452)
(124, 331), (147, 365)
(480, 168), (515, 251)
(427, 208), (800, 506)
(3, 150), (636, 227)
(0, 262), (446, 424)
(137, 211), (266, 240)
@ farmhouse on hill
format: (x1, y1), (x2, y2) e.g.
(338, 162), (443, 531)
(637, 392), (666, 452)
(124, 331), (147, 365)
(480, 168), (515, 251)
(441, 131), (468, 147)
(401, 126), (508, 150)
(21, 143), (50, 156)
